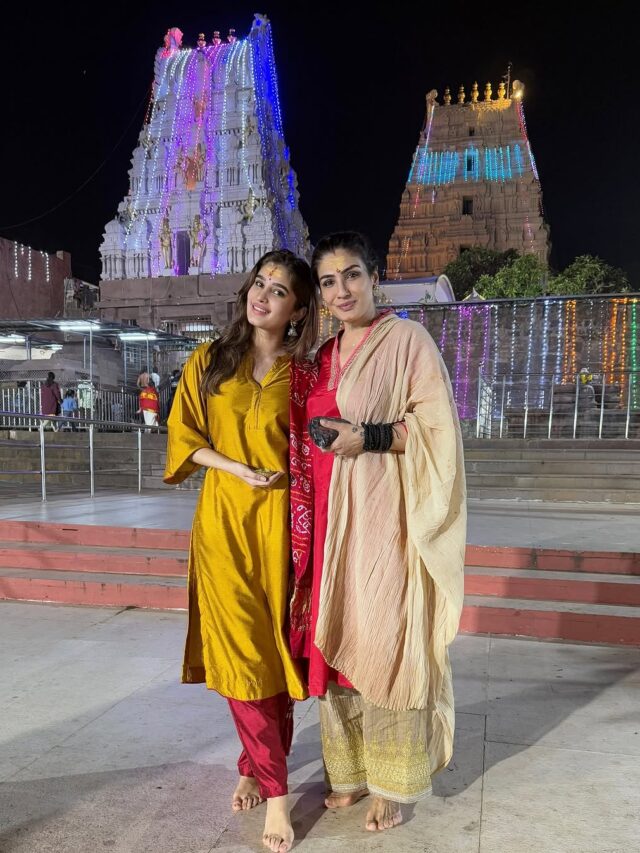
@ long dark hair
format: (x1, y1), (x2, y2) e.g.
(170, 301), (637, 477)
(201, 250), (318, 396)
(310, 231), (379, 286)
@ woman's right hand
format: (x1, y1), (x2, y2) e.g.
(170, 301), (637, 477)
(233, 463), (284, 489)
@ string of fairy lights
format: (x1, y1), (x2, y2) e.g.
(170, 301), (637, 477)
(392, 101), (436, 278)
(11, 241), (53, 283)
(437, 297), (640, 416)
(410, 144), (528, 187)
(319, 297), (640, 419)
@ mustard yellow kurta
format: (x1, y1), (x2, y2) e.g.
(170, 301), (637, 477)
(164, 343), (306, 701)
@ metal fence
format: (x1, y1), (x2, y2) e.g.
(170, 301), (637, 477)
(0, 411), (166, 500)
(474, 368), (640, 439)
(0, 378), (174, 429)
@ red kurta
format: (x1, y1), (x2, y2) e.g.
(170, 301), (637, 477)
(306, 343), (353, 695)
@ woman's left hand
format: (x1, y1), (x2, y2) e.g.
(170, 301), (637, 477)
(319, 418), (364, 457)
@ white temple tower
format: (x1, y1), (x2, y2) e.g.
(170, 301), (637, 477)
(100, 15), (308, 281)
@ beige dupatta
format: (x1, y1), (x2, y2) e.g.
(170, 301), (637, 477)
(315, 313), (466, 774)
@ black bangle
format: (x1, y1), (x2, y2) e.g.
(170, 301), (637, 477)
(361, 421), (394, 452)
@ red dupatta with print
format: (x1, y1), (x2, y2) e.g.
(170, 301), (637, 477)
(288, 358), (318, 657)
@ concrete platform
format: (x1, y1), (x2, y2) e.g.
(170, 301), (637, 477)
(0, 491), (639, 551)
(0, 602), (638, 852)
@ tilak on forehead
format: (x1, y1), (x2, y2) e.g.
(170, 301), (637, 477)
(263, 264), (278, 278)
(322, 263), (359, 275)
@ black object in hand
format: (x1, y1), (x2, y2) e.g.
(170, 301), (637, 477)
(308, 416), (351, 449)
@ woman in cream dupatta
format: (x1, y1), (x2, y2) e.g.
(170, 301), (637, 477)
(289, 232), (466, 832)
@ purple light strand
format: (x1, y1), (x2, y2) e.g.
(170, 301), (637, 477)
(461, 305), (474, 418)
(453, 305), (465, 412)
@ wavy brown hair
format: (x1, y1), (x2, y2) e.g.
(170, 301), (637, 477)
(201, 250), (318, 396)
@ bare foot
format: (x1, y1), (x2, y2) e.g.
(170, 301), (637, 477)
(365, 796), (403, 831)
(324, 789), (369, 809)
(232, 775), (264, 812)
(263, 795), (294, 853)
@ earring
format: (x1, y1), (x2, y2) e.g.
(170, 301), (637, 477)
(287, 319), (298, 338)
(372, 283), (381, 304)
(320, 302), (330, 318)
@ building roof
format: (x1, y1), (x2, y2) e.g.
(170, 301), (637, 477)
(0, 319), (196, 349)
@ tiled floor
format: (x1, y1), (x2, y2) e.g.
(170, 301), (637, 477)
(1, 602), (638, 852)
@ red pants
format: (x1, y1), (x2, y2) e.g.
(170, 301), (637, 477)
(227, 692), (293, 799)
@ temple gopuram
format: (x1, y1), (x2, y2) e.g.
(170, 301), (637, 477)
(99, 15), (308, 337)
(387, 79), (550, 279)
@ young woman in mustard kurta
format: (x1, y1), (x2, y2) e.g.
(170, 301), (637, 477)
(164, 249), (317, 853)
(165, 343), (305, 701)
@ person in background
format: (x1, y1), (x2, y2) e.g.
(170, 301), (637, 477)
(167, 368), (182, 415)
(61, 389), (79, 431)
(138, 378), (159, 430)
(150, 364), (161, 388)
(136, 365), (150, 389)
(40, 372), (62, 431)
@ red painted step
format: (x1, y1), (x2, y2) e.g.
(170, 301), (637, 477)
(0, 542), (187, 577)
(464, 568), (640, 607)
(1, 520), (639, 647)
(1, 522), (637, 575)
(460, 597), (640, 646)
(0, 569), (187, 610)
(0, 520), (189, 551)
(465, 544), (640, 575)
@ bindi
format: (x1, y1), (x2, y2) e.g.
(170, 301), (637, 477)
(263, 265), (278, 280)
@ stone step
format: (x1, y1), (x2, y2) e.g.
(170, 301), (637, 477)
(0, 433), (167, 446)
(0, 541), (187, 576)
(465, 473), (640, 489)
(0, 520), (189, 550)
(464, 449), (640, 461)
(1, 521), (638, 646)
(0, 444), (166, 466)
(0, 567), (187, 610)
(465, 459), (640, 476)
(2, 568), (637, 645)
(460, 595), (640, 646)
(464, 566), (640, 607)
(466, 486), (640, 503)
(2, 522), (636, 572)
(463, 439), (640, 451)
(465, 547), (640, 575)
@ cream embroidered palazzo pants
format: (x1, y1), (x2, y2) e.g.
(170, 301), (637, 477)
(319, 683), (432, 803)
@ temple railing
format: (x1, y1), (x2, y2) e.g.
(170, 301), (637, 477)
(473, 369), (640, 439)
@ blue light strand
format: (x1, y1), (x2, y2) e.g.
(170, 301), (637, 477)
(513, 144), (524, 177)
(250, 21), (293, 248)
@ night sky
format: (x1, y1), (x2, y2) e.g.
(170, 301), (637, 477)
(2, 2), (638, 286)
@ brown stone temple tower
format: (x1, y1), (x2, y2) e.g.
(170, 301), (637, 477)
(387, 79), (550, 279)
